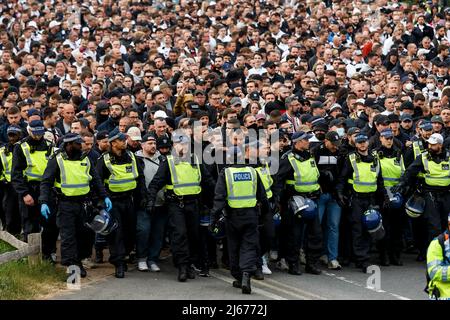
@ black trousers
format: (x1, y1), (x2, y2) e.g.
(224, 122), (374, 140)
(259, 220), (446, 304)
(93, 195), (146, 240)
(167, 199), (200, 268)
(279, 199), (322, 266)
(349, 194), (377, 264)
(107, 197), (136, 266)
(2, 183), (20, 235)
(423, 191), (450, 244)
(19, 183), (59, 258)
(256, 205), (275, 268)
(57, 200), (94, 266)
(377, 205), (404, 259)
(226, 208), (259, 281)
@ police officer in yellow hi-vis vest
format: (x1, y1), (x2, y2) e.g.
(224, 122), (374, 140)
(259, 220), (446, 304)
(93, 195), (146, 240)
(375, 128), (405, 266)
(97, 128), (147, 278)
(393, 133), (450, 246)
(39, 133), (111, 279)
(336, 133), (385, 273)
(11, 120), (59, 262)
(273, 131), (324, 276)
(210, 139), (269, 294)
(0, 125), (22, 234)
(147, 132), (215, 282)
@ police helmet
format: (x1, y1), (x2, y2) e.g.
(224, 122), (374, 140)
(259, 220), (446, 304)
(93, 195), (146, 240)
(85, 209), (118, 236)
(289, 196), (318, 219)
(386, 188), (404, 209)
(200, 214), (210, 227)
(210, 215), (226, 239)
(362, 208), (385, 240)
(273, 212), (281, 228)
(405, 194), (425, 218)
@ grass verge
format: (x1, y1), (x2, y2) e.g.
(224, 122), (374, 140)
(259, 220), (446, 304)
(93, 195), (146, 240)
(0, 239), (16, 254)
(0, 258), (67, 300)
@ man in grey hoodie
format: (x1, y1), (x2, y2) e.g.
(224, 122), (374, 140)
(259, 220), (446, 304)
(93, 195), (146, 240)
(135, 133), (168, 272)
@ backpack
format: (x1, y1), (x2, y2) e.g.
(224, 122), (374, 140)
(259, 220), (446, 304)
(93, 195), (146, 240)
(424, 233), (450, 299)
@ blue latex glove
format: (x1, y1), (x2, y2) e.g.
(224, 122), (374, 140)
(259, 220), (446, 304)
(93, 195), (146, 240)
(41, 204), (50, 220)
(104, 197), (113, 212)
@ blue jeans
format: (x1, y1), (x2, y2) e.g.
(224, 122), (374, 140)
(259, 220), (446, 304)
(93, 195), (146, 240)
(136, 206), (168, 263)
(318, 193), (341, 261)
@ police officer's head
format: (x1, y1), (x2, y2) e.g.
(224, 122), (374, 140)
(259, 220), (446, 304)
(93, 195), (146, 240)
(347, 127), (361, 146)
(108, 128), (127, 151)
(354, 134), (369, 153)
(419, 121), (433, 140)
(7, 125), (22, 144)
(172, 131), (191, 158)
(27, 120), (45, 140)
(63, 133), (84, 158)
(291, 131), (313, 152)
(426, 133), (444, 155)
(379, 129), (394, 148)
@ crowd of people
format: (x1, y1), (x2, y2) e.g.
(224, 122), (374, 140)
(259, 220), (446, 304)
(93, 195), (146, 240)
(0, 0), (449, 297)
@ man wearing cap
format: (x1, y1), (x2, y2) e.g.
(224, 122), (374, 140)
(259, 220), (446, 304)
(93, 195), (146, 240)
(404, 120), (434, 167)
(0, 125), (22, 234)
(311, 131), (344, 270)
(39, 133), (110, 279)
(336, 133), (385, 272)
(135, 133), (167, 273)
(97, 127), (147, 278)
(156, 136), (172, 156)
(393, 133), (450, 248)
(400, 113), (415, 138)
(374, 128), (405, 266)
(147, 131), (216, 282)
(126, 126), (142, 153)
(210, 137), (270, 294)
(431, 115), (445, 136)
(272, 131), (323, 276)
(11, 120), (58, 262)
(369, 114), (403, 150)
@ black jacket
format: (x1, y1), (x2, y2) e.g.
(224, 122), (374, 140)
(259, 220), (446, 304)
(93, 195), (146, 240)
(311, 143), (343, 196)
(97, 117), (120, 133)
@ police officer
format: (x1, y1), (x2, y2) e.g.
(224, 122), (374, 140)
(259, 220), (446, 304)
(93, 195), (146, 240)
(273, 131), (323, 276)
(210, 140), (269, 294)
(39, 133), (111, 278)
(404, 121), (433, 167)
(147, 131), (216, 282)
(0, 125), (22, 234)
(375, 128), (404, 266)
(97, 128), (147, 278)
(11, 120), (59, 262)
(336, 133), (385, 272)
(393, 133), (450, 245)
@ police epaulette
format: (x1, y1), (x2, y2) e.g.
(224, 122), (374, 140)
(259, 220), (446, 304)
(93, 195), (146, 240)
(98, 152), (109, 160)
(48, 149), (63, 160)
(281, 150), (292, 160)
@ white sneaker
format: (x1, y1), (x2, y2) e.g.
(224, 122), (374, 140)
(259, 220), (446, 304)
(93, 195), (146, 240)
(149, 262), (160, 272)
(262, 255), (272, 275)
(328, 260), (342, 270)
(82, 258), (95, 269)
(276, 258), (289, 271)
(51, 253), (57, 263)
(299, 249), (306, 265)
(269, 250), (278, 261)
(319, 255), (328, 266)
(138, 261), (149, 272)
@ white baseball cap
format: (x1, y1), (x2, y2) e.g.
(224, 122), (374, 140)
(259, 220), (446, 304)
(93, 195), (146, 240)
(154, 110), (168, 119)
(126, 127), (142, 141)
(49, 21), (61, 29)
(427, 133), (444, 145)
(27, 21), (38, 29)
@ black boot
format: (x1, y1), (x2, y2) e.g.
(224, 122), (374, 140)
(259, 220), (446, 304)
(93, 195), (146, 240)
(241, 272), (251, 294)
(305, 263), (322, 275)
(178, 265), (188, 282)
(253, 268), (264, 280)
(288, 262), (302, 275)
(115, 264), (125, 278)
(232, 280), (242, 288)
(187, 265), (196, 279)
(389, 253), (403, 266)
(79, 265), (87, 278)
(95, 249), (103, 264)
(379, 252), (390, 266)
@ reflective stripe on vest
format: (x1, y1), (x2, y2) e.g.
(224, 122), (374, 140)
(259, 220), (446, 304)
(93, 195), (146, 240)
(55, 154), (92, 196)
(348, 153), (379, 193)
(285, 154), (320, 193)
(413, 141), (426, 178)
(379, 155), (405, 187)
(166, 155), (202, 196)
(20, 142), (49, 181)
(224, 167), (257, 208)
(0, 147), (12, 182)
(104, 152), (138, 192)
(255, 164), (273, 199)
(421, 154), (450, 187)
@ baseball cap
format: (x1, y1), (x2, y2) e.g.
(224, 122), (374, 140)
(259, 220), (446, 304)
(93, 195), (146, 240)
(400, 101), (414, 111)
(329, 103), (343, 113)
(387, 114), (400, 123)
(380, 129), (394, 138)
(82, 27), (90, 33)
(255, 113), (266, 121)
(186, 102), (200, 110)
(96, 131), (109, 141)
(49, 21), (61, 29)
(122, 28), (130, 33)
(154, 110), (168, 119)
(29, 120), (45, 136)
(249, 92), (260, 101)
(354, 134), (369, 143)
(127, 127), (142, 141)
(225, 89), (234, 97)
(325, 131), (341, 146)
(400, 114), (413, 122)
(291, 131), (314, 142)
(27, 108), (40, 118)
(347, 127), (361, 136)
(419, 121), (433, 131)
(230, 97), (242, 107)
(62, 133), (84, 144)
(142, 133), (156, 143)
(7, 125), (22, 135)
(427, 133), (444, 145)
(431, 115), (444, 125)
(156, 136), (172, 149)
(313, 122), (329, 132)
(194, 90), (206, 96)
(311, 101), (324, 109)
(108, 128), (127, 142)
(374, 114), (389, 125)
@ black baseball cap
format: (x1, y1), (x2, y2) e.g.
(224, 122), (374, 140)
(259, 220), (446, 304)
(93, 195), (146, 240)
(325, 131), (341, 146)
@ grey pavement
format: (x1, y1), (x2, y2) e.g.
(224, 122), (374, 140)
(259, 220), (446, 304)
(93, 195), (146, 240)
(54, 254), (428, 300)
